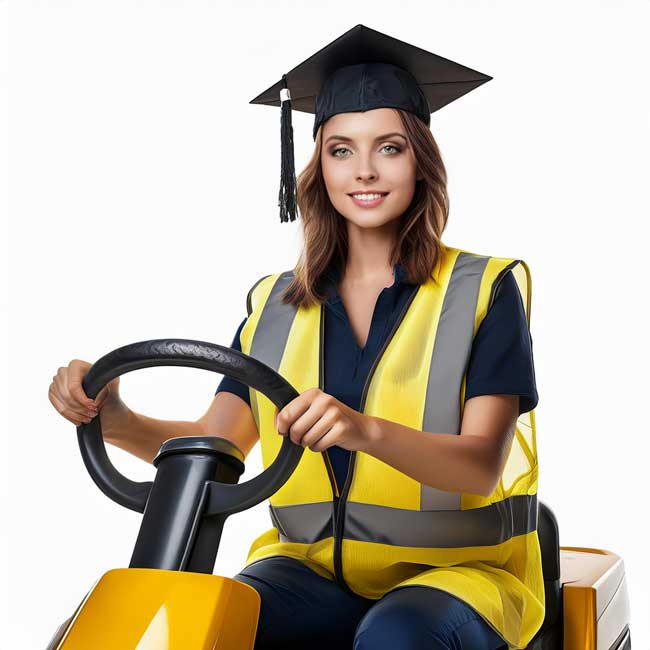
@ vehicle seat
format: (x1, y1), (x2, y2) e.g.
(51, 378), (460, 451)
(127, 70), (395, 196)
(525, 499), (563, 650)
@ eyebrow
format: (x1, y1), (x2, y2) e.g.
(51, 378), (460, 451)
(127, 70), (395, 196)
(324, 132), (408, 145)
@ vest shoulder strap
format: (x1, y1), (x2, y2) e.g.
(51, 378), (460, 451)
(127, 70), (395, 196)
(246, 270), (297, 317)
(452, 245), (532, 324)
(487, 256), (532, 324)
(245, 274), (274, 317)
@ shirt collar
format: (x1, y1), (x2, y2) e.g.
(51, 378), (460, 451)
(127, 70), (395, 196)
(323, 262), (413, 304)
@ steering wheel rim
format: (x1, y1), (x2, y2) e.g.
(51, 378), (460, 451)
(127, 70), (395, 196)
(79, 338), (304, 515)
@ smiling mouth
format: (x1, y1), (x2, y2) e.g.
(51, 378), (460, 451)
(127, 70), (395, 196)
(348, 191), (389, 200)
(348, 192), (390, 208)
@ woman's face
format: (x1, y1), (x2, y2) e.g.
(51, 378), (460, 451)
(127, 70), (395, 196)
(320, 108), (419, 230)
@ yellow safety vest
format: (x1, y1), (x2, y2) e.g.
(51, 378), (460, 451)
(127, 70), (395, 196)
(238, 244), (544, 649)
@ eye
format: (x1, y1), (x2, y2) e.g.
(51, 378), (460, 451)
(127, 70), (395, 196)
(330, 144), (402, 158)
(331, 146), (351, 158)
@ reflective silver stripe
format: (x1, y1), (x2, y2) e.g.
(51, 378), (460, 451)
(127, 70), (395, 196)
(270, 502), (334, 544)
(346, 494), (537, 547)
(420, 252), (490, 511)
(249, 271), (296, 371)
(272, 495), (537, 547)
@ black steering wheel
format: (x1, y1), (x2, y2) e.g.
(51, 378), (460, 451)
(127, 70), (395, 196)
(78, 338), (304, 518)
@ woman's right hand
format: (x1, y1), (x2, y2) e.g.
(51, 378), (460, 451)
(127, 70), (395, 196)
(48, 359), (121, 427)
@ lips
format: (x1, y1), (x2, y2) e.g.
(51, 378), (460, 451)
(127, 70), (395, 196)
(348, 192), (389, 208)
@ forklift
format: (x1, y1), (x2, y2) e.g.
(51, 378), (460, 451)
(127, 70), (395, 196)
(45, 339), (632, 649)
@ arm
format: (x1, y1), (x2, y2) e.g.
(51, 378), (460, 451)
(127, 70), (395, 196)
(360, 269), (534, 497)
(362, 394), (518, 497)
(102, 391), (259, 465)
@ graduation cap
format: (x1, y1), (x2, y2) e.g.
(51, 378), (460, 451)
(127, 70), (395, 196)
(250, 24), (492, 224)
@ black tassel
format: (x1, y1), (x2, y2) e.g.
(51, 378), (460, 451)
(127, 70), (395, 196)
(278, 74), (298, 223)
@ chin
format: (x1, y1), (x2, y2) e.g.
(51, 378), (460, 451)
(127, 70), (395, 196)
(341, 209), (401, 230)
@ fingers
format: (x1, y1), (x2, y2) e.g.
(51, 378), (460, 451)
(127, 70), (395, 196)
(48, 383), (94, 426)
(276, 388), (330, 439)
(276, 403), (300, 435)
(93, 377), (120, 411)
(307, 428), (339, 453)
(48, 359), (98, 427)
(300, 411), (339, 450)
(285, 403), (325, 446)
(94, 385), (109, 410)
(67, 360), (96, 409)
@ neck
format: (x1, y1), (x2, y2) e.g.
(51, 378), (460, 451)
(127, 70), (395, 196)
(343, 219), (399, 284)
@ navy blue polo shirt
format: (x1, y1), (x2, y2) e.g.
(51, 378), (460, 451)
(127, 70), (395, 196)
(215, 264), (538, 493)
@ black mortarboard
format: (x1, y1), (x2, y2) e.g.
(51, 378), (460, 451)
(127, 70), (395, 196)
(250, 24), (492, 224)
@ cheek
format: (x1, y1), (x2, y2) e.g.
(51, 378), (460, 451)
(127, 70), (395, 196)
(396, 160), (419, 200)
(381, 162), (416, 203)
(322, 158), (346, 192)
(322, 163), (354, 213)
(389, 156), (417, 187)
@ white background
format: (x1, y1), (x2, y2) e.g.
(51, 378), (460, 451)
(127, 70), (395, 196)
(3, 1), (650, 648)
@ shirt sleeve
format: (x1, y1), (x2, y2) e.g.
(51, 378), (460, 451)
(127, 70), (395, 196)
(464, 270), (539, 415)
(214, 316), (251, 406)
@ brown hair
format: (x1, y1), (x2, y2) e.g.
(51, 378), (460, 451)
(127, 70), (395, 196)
(280, 109), (449, 309)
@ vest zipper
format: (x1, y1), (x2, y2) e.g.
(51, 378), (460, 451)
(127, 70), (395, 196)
(331, 284), (422, 594)
(318, 304), (340, 505)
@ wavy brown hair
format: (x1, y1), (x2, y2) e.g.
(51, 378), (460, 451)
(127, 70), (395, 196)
(281, 108), (449, 309)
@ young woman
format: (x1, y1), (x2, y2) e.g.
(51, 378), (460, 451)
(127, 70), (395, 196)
(214, 103), (541, 649)
(48, 27), (543, 650)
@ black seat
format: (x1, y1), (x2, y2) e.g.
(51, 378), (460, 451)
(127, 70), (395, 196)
(525, 499), (563, 650)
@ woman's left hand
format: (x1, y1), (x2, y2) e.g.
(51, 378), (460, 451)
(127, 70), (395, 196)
(274, 388), (376, 453)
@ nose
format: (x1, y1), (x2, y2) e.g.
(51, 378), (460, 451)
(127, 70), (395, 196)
(355, 153), (378, 183)
(357, 171), (377, 182)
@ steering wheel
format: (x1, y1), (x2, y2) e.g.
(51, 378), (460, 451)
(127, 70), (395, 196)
(78, 338), (304, 519)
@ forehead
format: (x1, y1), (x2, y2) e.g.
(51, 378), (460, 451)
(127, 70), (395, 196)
(322, 108), (404, 140)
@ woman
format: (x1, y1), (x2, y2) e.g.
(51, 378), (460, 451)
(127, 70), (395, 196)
(213, 26), (543, 649)
(48, 25), (544, 650)
(217, 107), (540, 649)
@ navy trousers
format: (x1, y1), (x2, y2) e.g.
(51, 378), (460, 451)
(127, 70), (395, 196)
(233, 556), (508, 650)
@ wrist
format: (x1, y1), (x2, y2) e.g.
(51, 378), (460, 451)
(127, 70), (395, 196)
(100, 398), (132, 445)
(360, 414), (383, 453)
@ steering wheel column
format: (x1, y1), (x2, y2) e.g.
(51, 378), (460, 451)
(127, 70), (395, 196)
(129, 436), (245, 573)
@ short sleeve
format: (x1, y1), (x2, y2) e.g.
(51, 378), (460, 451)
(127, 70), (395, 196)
(464, 270), (539, 415)
(214, 316), (251, 406)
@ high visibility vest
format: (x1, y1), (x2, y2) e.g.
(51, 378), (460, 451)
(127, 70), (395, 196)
(238, 244), (544, 650)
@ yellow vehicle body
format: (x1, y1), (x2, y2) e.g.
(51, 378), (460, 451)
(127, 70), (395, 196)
(560, 547), (631, 650)
(52, 568), (260, 650)
(46, 547), (631, 649)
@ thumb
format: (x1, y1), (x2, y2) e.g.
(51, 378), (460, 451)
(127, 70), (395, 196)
(94, 386), (110, 408)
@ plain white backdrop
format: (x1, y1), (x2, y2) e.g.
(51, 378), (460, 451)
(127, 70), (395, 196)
(3, 1), (650, 648)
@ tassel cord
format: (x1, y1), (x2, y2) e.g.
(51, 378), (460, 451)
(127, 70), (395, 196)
(278, 74), (298, 223)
